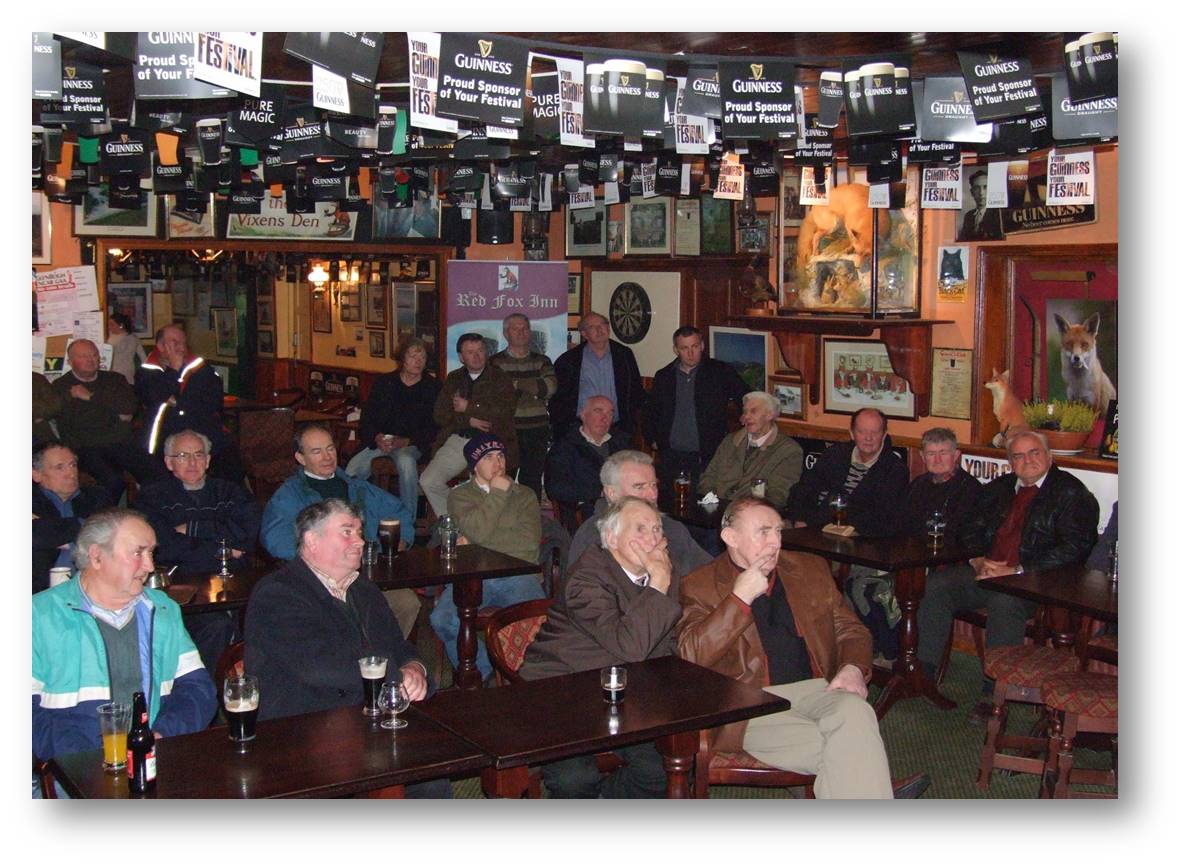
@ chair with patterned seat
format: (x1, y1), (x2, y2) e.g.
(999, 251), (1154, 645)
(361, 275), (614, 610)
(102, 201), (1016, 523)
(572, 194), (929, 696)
(238, 408), (296, 503)
(1040, 670), (1118, 798)
(977, 644), (1081, 789)
(694, 734), (815, 799)
(485, 598), (554, 686)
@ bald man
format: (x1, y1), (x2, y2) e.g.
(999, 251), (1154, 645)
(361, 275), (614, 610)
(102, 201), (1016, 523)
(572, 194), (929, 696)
(550, 312), (644, 442)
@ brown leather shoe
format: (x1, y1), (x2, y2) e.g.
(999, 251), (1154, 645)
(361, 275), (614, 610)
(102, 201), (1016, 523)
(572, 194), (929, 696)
(892, 772), (931, 799)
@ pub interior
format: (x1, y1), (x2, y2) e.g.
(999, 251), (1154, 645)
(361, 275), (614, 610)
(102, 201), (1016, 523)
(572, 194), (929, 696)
(30, 24), (1131, 819)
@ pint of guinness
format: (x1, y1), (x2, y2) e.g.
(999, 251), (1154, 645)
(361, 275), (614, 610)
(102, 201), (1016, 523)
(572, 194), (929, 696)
(196, 118), (224, 166)
(223, 674), (259, 743)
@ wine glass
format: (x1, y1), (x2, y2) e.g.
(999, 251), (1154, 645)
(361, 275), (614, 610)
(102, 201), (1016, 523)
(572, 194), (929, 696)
(925, 509), (948, 545)
(378, 680), (410, 730)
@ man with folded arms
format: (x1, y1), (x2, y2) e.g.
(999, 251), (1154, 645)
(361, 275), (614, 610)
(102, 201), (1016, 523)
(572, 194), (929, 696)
(678, 496), (928, 798)
(521, 497), (681, 798)
(430, 434), (544, 683)
(33, 509), (216, 767)
(244, 499), (448, 797)
(491, 313), (558, 500)
(33, 442), (112, 594)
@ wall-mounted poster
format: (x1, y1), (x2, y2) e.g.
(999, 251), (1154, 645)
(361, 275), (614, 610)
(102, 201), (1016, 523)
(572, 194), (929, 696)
(566, 201), (607, 256)
(782, 170), (806, 227)
(700, 193), (733, 254)
(936, 246), (969, 303)
(444, 260), (568, 372)
(368, 330), (386, 358)
(674, 199), (700, 256)
(73, 184), (158, 237)
(227, 193), (357, 241)
(257, 296), (274, 327)
(339, 284), (362, 323)
(709, 326), (768, 394)
(567, 273), (582, 315)
(213, 308), (238, 358)
(771, 379), (805, 419)
(823, 338), (916, 420)
(33, 192), (52, 263)
(311, 288), (332, 333)
(737, 213), (772, 254)
(106, 281), (153, 337)
(166, 195), (215, 239)
(257, 329), (275, 356)
(590, 270), (681, 377)
(372, 189), (441, 240)
(625, 196), (672, 255)
(930, 347), (974, 421)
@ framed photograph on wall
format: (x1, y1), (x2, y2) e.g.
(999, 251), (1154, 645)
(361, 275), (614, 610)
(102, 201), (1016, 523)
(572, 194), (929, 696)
(106, 281), (153, 337)
(339, 284), (362, 322)
(257, 329), (275, 357)
(73, 184), (158, 237)
(624, 196), (672, 255)
(365, 282), (388, 328)
(700, 193), (733, 255)
(368, 330), (386, 358)
(372, 188), (442, 239)
(771, 380), (805, 419)
(781, 169), (806, 227)
(709, 325), (768, 393)
(311, 288), (332, 334)
(567, 273), (582, 315)
(165, 195), (215, 239)
(257, 296), (274, 327)
(33, 191), (51, 263)
(737, 212), (772, 254)
(566, 201), (607, 256)
(822, 338), (916, 420)
(212, 308), (238, 358)
(674, 198), (701, 257)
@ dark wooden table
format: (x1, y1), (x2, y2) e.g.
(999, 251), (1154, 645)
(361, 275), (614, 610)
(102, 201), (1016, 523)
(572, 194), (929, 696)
(364, 544), (541, 690)
(167, 565), (266, 618)
(779, 527), (971, 719)
(659, 494), (728, 531)
(415, 655), (789, 798)
(48, 705), (489, 798)
(980, 565), (1117, 650)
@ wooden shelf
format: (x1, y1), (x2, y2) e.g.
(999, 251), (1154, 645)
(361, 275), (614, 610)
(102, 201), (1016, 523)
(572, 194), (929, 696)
(730, 314), (954, 417)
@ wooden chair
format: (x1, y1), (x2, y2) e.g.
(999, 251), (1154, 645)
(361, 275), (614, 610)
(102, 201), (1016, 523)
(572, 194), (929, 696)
(1040, 670), (1118, 798)
(694, 735), (815, 799)
(33, 756), (57, 799)
(551, 500), (586, 536)
(238, 408), (296, 503)
(485, 598), (554, 686)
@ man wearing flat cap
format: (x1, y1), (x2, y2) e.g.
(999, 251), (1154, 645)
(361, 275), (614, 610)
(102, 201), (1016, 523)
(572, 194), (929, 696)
(429, 433), (544, 682)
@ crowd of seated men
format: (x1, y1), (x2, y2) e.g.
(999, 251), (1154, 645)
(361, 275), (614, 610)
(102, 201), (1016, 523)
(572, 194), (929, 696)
(32, 315), (1112, 799)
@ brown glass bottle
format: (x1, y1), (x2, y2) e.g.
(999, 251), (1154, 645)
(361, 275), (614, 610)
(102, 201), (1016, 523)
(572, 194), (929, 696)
(126, 691), (157, 794)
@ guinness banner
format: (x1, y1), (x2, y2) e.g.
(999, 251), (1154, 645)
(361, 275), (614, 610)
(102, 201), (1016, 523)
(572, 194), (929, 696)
(583, 52), (659, 138)
(956, 48), (1042, 123)
(279, 103), (328, 162)
(55, 32), (137, 60)
(1000, 156), (1096, 234)
(817, 70), (845, 128)
(100, 126), (151, 178)
(193, 31), (262, 98)
(554, 55), (595, 148)
(1046, 149), (1095, 205)
(437, 33), (528, 127)
(407, 32), (459, 134)
(719, 61), (797, 139)
(226, 82), (286, 147)
(842, 56), (915, 137)
(920, 161), (963, 209)
(908, 139), (961, 164)
(683, 66), (721, 119)
(527, 71), (560, 140)
(32, 33), (62, 100)
(1063, 32), (1118, 103)
(915, 77), (993, 143)
(794, 114), (834, 167)
(283, 32), (383, 89)
(453, 127), (511, 160)
(134, 33), (235, 100)
(800, 165), (831, 205)
(152, 152), (192, 193)
(672, 77), (711, 155)
(40, 61), (107, 127)
(1051, 74), (1118, 141)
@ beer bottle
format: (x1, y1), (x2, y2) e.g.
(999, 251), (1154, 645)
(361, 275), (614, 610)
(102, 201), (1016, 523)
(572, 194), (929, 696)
(126, 690), (157, 794)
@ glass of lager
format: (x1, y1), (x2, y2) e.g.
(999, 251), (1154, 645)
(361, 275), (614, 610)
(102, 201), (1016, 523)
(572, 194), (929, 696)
(358, 655), (388, 717)
(829, 492), (848, 527)
(223, 674), (260, 743)
(97, 702), (131, 772)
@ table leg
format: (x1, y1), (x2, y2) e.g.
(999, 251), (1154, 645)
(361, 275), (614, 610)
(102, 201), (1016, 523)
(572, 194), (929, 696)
(453, 578), (484, 690)
(481, 765), (532, 798)
(656, 731), (697, 799)
(874, 566), (957, 719)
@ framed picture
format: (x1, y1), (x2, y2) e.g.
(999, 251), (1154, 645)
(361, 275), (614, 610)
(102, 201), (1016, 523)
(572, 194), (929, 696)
(737, 212), (772, 254)
(606, 219), (623, 253)
(212, 308), (238, 358)
(257, 296), (274, 327)
(73, 183), (158, 237)
(566, 201), (607, 256)
(368, 330), (386, 358)
(674, 199), (701, 257)
(567, 273), (582, 315)
(700, 193), (734, 254)
(780, 233), (799, 299)
(822, 338), (917, 420)
(771, 380), (805, 419)
(106, 281), (153, 337)
(33, 192), (52, 263)
(257, 329), (275, 357)
(709, 325), (768, 393)
(171, 278), (196, 316)
(165, 195), (215, 239)
(365, 282), (388, 328)
(372, 187), (442, 239)
(311, 288), (332, 333)
(624, 196), (672, 255)
(781, 169), (806, 227)
(338, 284), (362, 322)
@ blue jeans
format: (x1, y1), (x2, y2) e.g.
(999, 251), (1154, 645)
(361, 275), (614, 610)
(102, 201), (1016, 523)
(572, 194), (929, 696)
(346, 445), (422, 512)
(429, 573), (546, 680)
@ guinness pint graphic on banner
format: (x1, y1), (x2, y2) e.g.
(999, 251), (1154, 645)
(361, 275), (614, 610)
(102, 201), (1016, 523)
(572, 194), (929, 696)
(134, 33), (235, 100)
(40, 61), (108, 126)
(719, 61), (797, 139)
(817, 70), (845, 128)
(955, 49), (1042, 123)
(526, 71), (560, 140)
(436, 34), (528, 127)
(282, 32), (383, 89)
(1064, 32), (1118, 103)
(682, 66), (721, 119)
(915, 77), (993, 143)
(842, 57), (914, 137)
(583, 53), (653, 138)
(1051, 74), (1118, 141)
(407, 32), (459, 134)
(642, 63), (668, 138)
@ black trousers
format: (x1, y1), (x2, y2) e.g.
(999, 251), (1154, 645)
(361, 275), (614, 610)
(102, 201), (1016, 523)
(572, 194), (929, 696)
(78, 443), (167, 502)
(541, 741), (667, 798)
(515, 425), (551, 502)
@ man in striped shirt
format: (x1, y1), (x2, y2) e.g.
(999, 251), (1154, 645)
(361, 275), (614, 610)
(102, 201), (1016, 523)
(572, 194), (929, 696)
(491, 313), (557, 500)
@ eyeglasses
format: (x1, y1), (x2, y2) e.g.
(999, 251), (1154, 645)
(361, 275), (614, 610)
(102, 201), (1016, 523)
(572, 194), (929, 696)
(167, 451), (208, 462)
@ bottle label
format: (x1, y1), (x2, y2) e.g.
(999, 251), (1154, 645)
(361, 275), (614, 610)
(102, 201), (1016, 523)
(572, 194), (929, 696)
(145, 749), (157, 782)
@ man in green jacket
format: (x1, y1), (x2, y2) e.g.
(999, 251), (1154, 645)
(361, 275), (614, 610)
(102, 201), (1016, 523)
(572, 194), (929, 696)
(698, 391), (803, 510)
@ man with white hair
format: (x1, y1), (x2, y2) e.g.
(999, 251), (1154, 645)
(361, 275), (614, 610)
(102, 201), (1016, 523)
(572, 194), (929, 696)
(521, 497), (681, 797)
(33, 509), (217, 764)
(544, 395), (628, 521)
(698, 391), (804, 510)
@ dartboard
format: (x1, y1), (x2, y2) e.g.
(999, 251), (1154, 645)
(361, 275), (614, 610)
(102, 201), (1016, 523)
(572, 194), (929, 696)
(608, 281), (652, 345)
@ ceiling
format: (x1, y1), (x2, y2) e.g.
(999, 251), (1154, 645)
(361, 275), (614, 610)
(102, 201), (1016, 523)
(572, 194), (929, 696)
(53, 31), (1069, 120)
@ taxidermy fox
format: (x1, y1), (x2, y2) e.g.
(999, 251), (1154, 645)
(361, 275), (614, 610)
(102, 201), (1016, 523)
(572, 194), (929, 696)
(796, 183), (890, 270)
(984, 368), (1029, 448)
(1053, 312), (1116, 411)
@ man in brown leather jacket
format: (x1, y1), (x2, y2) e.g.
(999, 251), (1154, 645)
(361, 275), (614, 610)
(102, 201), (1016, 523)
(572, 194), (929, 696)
(677, 495), (895, 798)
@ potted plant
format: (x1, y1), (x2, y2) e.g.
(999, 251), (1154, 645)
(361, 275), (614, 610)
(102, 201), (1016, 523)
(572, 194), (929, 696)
(1021, 399), (1100, 453)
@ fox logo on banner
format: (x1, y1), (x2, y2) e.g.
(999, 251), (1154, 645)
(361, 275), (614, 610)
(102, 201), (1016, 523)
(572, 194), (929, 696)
(956, 48), (1042, 123)
(1063, 32), (1118, 103)
(407, 32), (459, 134)
(436, 33), (529, 128)
(719, 61), (797, 139)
